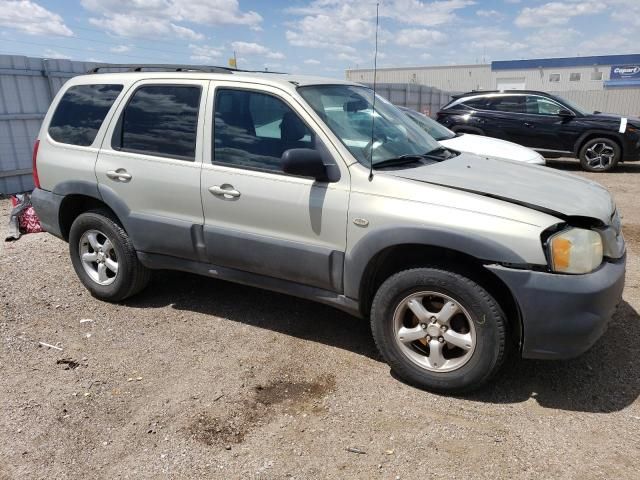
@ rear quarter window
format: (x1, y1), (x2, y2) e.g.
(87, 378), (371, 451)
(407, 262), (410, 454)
(48, 84), (123, 146)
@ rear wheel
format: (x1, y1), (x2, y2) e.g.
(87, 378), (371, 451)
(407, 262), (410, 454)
(579, 137), (620, 172)
(69, 210), (150, 301)
(370, 268), (506, 393)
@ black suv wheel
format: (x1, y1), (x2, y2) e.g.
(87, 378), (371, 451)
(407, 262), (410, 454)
(579, 137), (621, 172)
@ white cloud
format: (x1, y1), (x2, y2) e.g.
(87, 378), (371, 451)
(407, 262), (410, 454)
(609, 0), (640, 28)
(231, 41), (285, 60)
(303, 59), (321, 65)
(0, 0), (73, 36)
(110, 45), (131, 53)
(43, 49), (71, 59)
(88, 14), (203, 40)
(476, 9), (503, 19)
(515, 1), (606, 28)
(189, 44), (223, 63)
(81, 0), (261, 39)
(395, 29), (446, 47)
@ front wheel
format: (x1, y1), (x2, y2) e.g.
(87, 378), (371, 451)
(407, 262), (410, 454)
(69, 210), (150, 302)
(370, 268), (506, 393)
(579, 138), (620, 172)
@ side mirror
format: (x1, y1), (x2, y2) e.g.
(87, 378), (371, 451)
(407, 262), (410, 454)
(558, 109), (574, 117)
(282, 148), (330, 181)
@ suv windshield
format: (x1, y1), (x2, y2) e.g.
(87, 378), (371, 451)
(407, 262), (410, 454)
(298, 85), (442, 166)
(400, 107), (455, 141)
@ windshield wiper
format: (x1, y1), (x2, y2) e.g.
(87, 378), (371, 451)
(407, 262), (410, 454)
(424, 146), (453, 157)
(372, 154), (429, 169)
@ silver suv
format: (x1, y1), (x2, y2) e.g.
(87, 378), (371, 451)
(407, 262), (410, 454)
(31, 65), (626, 392)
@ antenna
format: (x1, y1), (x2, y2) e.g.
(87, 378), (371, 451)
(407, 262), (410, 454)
(368, 2), (380, 182)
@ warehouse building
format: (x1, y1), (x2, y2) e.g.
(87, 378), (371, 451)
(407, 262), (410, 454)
(346, 54), (640, 116)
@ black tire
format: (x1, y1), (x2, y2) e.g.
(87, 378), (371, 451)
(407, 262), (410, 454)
(579, 137), (620, 172)
(69, 209), (150, 301)
(370, 268), (506, 393)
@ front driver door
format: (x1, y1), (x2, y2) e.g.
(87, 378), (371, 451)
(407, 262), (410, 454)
(200, 82), (350, 292)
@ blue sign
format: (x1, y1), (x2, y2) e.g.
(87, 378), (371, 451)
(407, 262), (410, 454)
(610, 65), (640, 80)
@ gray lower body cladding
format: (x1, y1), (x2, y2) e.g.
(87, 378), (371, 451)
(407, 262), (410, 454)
(31, 187), (64, 239)
(487, 257), (626, 359)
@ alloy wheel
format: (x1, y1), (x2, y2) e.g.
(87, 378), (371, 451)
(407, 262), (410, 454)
(79, 229), (118, 286)
(393, 291), (476, 372)
(584, 142), (615, 170)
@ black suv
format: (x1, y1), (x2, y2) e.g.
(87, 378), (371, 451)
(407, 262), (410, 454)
(437, 90), (640, 172)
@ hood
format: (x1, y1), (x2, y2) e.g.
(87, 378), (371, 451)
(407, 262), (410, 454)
(385, 154), (614, 224)
(584, 112), (640, 126)
(440, 134), (544, 164)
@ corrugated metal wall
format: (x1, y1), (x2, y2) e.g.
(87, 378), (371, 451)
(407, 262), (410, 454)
(348, 65), (640, 116)
(363, 83), (456, 118)
(548, 89), (640, 117)
(0, 55), (100, 194)
(348, 65), (492, 92)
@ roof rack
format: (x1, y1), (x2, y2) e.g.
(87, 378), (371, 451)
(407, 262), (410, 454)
(87, 63), (234, 74)
(453, 89), (553, 98)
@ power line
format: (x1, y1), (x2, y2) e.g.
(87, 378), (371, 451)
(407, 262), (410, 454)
(68, 23), (203, 49)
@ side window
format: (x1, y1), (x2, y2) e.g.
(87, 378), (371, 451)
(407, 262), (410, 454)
(460, 98), (487, 110)
(115, 85), (201, 161)
(49, 84), (123, 146)
(487, 96), (526, 113)
(526, 96), (564, 115)
(214, 89), (314, 172)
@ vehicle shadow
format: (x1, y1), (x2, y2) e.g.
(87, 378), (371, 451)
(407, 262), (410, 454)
(546, 158), (640, 173)
(124, 270), (640, 413)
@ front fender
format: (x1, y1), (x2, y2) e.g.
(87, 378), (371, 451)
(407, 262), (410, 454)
(343, 225), (527, 300)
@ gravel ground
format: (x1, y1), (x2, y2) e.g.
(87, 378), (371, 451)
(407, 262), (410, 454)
(1, 158), (639, 479)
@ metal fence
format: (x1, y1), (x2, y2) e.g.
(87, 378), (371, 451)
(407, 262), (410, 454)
(0, 55), (101, 195)
(363, 83), (456, 118)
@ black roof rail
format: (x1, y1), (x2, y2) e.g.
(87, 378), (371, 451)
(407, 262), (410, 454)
(454, 89), (554, 98)
(87, 63), (235, 74)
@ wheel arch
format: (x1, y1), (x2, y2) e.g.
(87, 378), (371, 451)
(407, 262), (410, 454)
(574, 131), (624, 158)
(346, 229), (524, 347)
(53, 181), (130, 241)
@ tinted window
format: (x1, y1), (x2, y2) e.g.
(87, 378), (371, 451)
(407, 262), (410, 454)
(570, 72), (581, 82)
(460, 98), (487, 110)
(549, 73), (561, 82)
(214, 89), (314, 172)
(49, 84), (123, 146)
(117, 85), (201, 160)
(526, 96), (563, 115)
(487, 96), (526, 113)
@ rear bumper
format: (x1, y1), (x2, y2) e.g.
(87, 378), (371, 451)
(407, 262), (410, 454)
(486, 256), (626, 359)
(31, 188), (64, 239)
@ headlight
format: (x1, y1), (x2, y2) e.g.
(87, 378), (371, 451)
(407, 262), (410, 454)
(548, 228), (603, 274)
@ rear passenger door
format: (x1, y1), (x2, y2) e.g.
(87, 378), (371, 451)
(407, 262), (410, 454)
(96, 80), (208, 261)
(200, 82), (350, 292)
(481, 95), (530, 143)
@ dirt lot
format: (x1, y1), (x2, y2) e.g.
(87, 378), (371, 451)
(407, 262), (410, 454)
(1, 158), (639, 479)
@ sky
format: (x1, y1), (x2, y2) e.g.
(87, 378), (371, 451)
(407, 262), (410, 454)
(0, 0), (639, 78)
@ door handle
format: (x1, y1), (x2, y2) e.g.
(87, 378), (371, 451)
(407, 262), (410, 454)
(209, 185), (241, 199)
(106, 169), (132, 182)
(523, 122), (534, 128)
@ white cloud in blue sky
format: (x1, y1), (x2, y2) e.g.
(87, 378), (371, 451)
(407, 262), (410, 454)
(0, 0), (639, 78)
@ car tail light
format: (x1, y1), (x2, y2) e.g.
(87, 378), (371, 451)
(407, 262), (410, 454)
(32, 139), (40, 189)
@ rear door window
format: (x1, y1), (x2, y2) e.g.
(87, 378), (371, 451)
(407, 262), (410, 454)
(486, 96), (527, 113)
(114, 85), (201, 161)
(48, 84), (123, 146)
